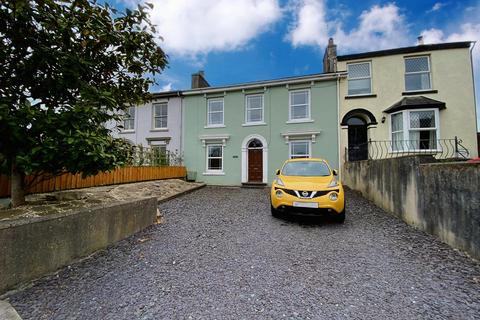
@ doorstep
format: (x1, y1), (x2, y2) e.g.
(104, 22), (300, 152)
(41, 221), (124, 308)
(241, 182), (267, 189)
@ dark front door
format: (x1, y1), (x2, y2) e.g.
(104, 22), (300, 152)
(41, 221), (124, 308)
(248, 149), (263, 182)
(347, 117), (368, 161)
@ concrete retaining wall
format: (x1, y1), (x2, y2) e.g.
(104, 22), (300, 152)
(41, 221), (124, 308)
(343, 156), (480, 260)
(0, 198), (157, 294)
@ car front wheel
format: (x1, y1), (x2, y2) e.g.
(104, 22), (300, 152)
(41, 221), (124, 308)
(331, 209), (345, 223)
(271, 205), (280, 217)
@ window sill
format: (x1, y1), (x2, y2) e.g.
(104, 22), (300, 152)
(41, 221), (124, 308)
(286, 119), (314, 124)
(150, 128), (168, 132)
(119, 130), (135, 134)
(402, 90), (438, 96)
(202, 171), (225, 176)
(242, 122), (267, 127)
(345, 94), (377, 99)
(204, 125), (226, 129)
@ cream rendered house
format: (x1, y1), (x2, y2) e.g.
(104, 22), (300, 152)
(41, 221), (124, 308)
(323, 39), (478, 169)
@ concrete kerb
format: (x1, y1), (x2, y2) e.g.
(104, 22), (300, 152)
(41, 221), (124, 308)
(157, 183), (206, 204)
(0, 300), (22, 320)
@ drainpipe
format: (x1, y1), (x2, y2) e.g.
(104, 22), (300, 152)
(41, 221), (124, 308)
(469, 41), (479, 155)
(336, 76), (342, 179)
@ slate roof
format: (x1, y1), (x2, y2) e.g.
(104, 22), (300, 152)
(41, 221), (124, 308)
(383, 96), (446, 114)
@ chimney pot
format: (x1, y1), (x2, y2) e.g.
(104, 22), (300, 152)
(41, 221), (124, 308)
(417, 35), (424, 45)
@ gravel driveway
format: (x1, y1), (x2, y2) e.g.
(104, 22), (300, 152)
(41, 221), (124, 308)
(7, 187), (480, 319)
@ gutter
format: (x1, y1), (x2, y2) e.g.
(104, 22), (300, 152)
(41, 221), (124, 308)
(183, 73), (347, 95)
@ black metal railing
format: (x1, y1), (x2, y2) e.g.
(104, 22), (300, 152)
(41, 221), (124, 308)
(345, 137), (469, 162)
(125, 146), (183, 166)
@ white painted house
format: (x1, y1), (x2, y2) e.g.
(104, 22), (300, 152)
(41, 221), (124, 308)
(108, 91), (183, 156)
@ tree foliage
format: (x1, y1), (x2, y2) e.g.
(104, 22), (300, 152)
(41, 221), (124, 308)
(0, 0), (167, 203)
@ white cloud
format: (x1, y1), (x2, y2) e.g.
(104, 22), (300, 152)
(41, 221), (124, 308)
(286, 0), (329, 47)
(287, 2), (410, 52)
(427, 2), (446, 13)
(421, 22), (479, 68)
(148, 0), (282, 57)
(334, 3), (409, 51)
(160, 82), (173, 92)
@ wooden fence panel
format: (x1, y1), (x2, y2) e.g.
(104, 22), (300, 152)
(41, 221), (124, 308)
(0, 166), (187, 197)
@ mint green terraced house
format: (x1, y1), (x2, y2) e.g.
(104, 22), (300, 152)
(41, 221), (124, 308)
(182, 71), (345, 186)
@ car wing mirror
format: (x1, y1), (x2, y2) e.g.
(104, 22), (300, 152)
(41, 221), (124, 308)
(332, 169), (338, 176)
(275, 169), (280, 175)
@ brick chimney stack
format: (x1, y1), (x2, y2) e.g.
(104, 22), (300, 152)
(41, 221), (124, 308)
(191, 71), (210, 89)
(323, 38), (337, 73)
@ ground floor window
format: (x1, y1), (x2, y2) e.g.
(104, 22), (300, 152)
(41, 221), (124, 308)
(289, 141), (311, 159)
(151, 144), (168, 165)
(207, 144), (223, 172)
(390, 109), (439, 151)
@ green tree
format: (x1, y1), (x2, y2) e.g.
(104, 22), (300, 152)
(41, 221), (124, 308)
(0, 0), (167, 206)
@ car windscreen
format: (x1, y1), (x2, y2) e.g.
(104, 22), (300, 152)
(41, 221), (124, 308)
(281, 161), (331, 176)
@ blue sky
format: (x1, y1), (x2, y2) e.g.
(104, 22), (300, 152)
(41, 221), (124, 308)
(116, 0), (480, 127)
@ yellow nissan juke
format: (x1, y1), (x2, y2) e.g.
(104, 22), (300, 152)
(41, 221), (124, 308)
(270, 158), (345, 223)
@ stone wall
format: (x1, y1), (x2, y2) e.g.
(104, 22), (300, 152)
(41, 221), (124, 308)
(0, 198), (157, 294)
(343, 156), (480, 260)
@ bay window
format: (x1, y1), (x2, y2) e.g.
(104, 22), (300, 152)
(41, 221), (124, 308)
(390, 109), (439, 151)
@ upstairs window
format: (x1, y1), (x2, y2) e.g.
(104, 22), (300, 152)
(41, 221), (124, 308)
(245, 94), (264, 123)
(289, 90), (310, 121)
(123, 106), (135, 131)
(289, 141), (311, 159)
(347, 62), (372, 95)
(405, 56), (431, 91)
(207, 98), (224, 127)
(153, 103), (168, 129)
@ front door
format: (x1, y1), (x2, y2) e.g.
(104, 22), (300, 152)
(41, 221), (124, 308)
(347, 117), (368, 161)
(247, 139), (263, 182)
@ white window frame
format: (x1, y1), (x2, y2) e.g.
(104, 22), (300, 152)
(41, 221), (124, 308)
(389, 108), (440, 152)
(123, 106), (135, 131)
(152, 102), (168, 129)
(347, 61), (372, 96)
(289, 140), (312, 159)
(404, 56), (432, 92)
(288, 89), (311, 122)
(206, 98), (225, 128)
(206, 144), (224, 173)
(244, 94), (265, 125)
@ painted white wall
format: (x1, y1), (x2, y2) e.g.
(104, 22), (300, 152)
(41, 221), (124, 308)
(107, 96), (183, 154)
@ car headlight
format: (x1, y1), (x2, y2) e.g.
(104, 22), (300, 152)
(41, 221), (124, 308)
(327, 177), (338, 188)
(275, 189), (283, 198)
(274, 177), (285, 186)
(329, 192), (338, 201)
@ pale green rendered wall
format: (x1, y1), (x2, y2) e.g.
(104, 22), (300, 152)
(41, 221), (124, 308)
(183, 80), (339, 185)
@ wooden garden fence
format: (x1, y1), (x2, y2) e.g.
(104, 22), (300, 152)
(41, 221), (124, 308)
(0, 166), (187, 197)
